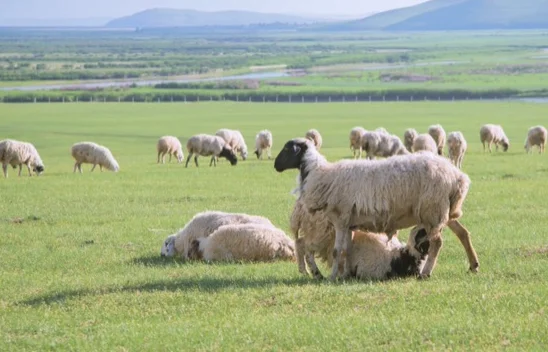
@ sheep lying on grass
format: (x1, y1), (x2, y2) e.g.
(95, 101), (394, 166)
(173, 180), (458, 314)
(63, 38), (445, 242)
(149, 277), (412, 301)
(187, 224), (295, 262)
(71, 142), (119, 173)
(403, 128), (418, 153)
(215, 128), (248, 160)
(428, 124), (447, 156)
(157, 136), (184, 164)
(447, 132), (467, 169)
(524, 125), (547, 154)
(480, 124), (509, 153)
(0, 139), (45, 177)
(161, 211), (275, 259)
(412, 134), (438, 154)
(254, 130), (273, 160)
(185, 134), (238, 167)
(305, 129), (323, 150)
(275, 138), (479, 281)
(349, 127), (366, 159)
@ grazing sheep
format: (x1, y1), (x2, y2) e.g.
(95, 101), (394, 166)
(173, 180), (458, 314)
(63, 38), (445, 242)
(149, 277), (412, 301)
(361, 131), (409, 159)
(524, 125), (547, 154)
(447, 132), (468, 169)
(215, 129), (248, 160)
(428, 124), (447, 156)
(71, 142), (119, 173)
(480, 124), (509, 153)
(403, 128), (418, 152)
(305, 129), (323, 150)
(274, 138), (479, 281)
(375, 127), (389, 135)
(187, 224), (295, 262)
(0, 139), (44, 177)
(157, 136), (184, 164)
(412, 133), (438, 154)
(349, 126), (366, 159)
(185, 134), (238, 167)
(254, 130), (273, 160)
(161, 211), (275, 259)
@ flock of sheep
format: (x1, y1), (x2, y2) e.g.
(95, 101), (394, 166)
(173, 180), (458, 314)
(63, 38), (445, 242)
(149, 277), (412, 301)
(2, 123), (547, 282)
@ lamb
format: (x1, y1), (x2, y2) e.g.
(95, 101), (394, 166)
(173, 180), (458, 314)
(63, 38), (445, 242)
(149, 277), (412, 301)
(524, 125), (547, 154)
(412, 133), (438, 154)
(185, 134), (238, 167)
(447, 132), (468, 169)
(71, 142), (119, 173)
(480, 124), (509, 153)
(0, 139), (45, 177)
(187, 224), (295, 262)
(428, 124), (447, 156)
(254, 129), (273, 160)
(215, 129), (248, 160)
(305, 129), (322, 150)
(157, 136), (184, 164)
(160, 211), (275, 259)
(274, 138), (479, 281)
(403, 128), (418, 152)
(349, 126), (366, 159)
(361, 131), (409, 159)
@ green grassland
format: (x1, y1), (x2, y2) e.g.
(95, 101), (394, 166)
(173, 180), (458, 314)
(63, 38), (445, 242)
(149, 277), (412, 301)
(1, 102), (547, 350)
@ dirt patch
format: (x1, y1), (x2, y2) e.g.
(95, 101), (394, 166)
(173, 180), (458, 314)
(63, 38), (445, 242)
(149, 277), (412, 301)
(8, 215), (40, 224)
(521, 246), (548, 257)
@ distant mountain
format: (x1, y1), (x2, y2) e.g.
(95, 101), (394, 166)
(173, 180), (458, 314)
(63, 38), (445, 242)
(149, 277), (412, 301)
(106, 8), (321, 28)
(331, 0), (548, 30)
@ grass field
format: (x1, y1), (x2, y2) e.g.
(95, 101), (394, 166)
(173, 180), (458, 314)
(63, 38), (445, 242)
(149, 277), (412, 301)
(1, 102), (548, 350)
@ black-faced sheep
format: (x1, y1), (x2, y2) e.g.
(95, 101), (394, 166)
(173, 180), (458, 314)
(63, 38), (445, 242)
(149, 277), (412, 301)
(71, 142), (119, 173)
(0, 139), (45, 177)
(524, 125), (547, 154)
(480, 124), (509, 152)
(157, 136), (184, 164)
(215, 129), (248, 160)
(185, 134), (238, 167)
(274, 138), (479, 281)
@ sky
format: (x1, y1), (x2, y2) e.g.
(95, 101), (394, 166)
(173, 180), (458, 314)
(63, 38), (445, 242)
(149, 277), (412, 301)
(0, 0), (429, 19)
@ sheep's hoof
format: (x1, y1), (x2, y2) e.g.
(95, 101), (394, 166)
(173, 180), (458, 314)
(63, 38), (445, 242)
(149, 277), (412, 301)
(417, 273), (431, 280)
(469, 264), (479, 273)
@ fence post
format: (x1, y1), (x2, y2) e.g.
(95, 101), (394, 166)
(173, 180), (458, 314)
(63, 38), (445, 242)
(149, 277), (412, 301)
(104, 97), (106, 103)
(34, 97), (37, 103)
(369, 96), (371, 102)
(289, 95), (292, 103)
(132, 97), (134, 103)
(329, 96), (331, 103)
(342, 96), (345, 103)
(184, 96), (187, 103)
(249, 96), (251, 103)
(411, 96), (413, 101)
(276, 95), (278, 103)
(90, 97), (92, 103)
(383, 96), (385, 102)
(76, 97), (78, 103)
(118, 96), (121, 103)
(315, 96), (318, 103)
(302, 96), (304, 103)
(49, 97), (51, 103)
(356, 96), (358, 103)
(263, 96), (265, 103)
(197, 96), (200, 103)
(452, 96), (455, 102)
(236, 95), (239, 102)
(171, 96), (173, 103)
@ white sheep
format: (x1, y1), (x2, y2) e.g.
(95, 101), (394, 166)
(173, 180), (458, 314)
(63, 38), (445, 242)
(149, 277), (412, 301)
(361, 131), (409, 159)
(375, 127), (389, 135)
(274, 138), (479, 281)
(185, 134), (238, 167)
(349, 126), (366, 159)
(305, 129), (323, 150)
(71, 142), (119, 173)
(215, 128), (248, 160)
(254, 130), (273, 160)
(403, 128), (418, 152)
(161, 211), (275, 259)
(157, 136), (184, 164)
(412, 133), (438, 154)
(187, 224), (295, 262)
(428, 124), (447, 156)
(0, 139), (45, 178)
(480, 124), (509, 152)
(447, 131), (467, 169)
(524, 125), (547, 154)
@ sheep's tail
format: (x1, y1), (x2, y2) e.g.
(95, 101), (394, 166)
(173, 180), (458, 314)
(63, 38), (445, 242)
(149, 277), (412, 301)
(449, 173), (471, 220)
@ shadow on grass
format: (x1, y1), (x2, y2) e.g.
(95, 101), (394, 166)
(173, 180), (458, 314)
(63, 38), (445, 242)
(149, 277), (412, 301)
(18, 275), (317, 306)
(131, 254), (185, 267)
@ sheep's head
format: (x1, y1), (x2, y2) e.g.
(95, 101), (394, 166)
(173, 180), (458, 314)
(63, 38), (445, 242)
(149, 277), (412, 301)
(176, 149), (184, 163)
(502, 140), (509, 152)
(240, 147), (248, 161)
(33, 164), (45, 175)
(220, 147), (238, 166)
(388, 227), (430, 278)
(408, 227), (430, 258)
(274, 138), (309, 172)
(161, 235), (177, 257)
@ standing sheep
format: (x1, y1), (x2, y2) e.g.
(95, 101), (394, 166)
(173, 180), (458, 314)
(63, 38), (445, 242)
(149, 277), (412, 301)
(71, 142), (119, 173)
(412, 133), (438, 154)
(361, 131), (409, 159)
(157, 136), (184, 164)
(480, 124), (509, 153)
(215, 129), (248, 160)
(254, 130), (273, 160)
(185, 134), (238, 167)
(428, 124), (446, 156)
(447, 132), (467, 169)
(305, 129), (323, 151)
(161, 211), (275, 259)
(524, 125), (547, 154)
(187, 224), (295, 262)
(274, 138), (479, 281)
(0, 139), (45, 178)
(349, 127), (366, 159)
(403, 128), (418, 152)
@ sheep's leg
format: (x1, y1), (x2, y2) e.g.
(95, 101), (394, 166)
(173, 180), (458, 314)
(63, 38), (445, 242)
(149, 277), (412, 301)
(209, 156), (215, 167)
(17, 164), (23, 177)
(91, 164), (97, 172)
(78, 164), (83, 174)
(295, 238), (308, 276)
(168, 153), (172, 163)
(157, 151), (161, 164)
(447, 220), (479, 273)
(305, 252), (324, 280)
(267, 147), (271, 159)
(482, 141), (485, 152)
(185, 153), (193, 167)
(194, 155), (199, 167)
(330, 226), (352, 281)
(418, 229), (443, 279)
(2, 163), (8, 178)
(488, 142), (492, 153)
(26, 163), (32, 176)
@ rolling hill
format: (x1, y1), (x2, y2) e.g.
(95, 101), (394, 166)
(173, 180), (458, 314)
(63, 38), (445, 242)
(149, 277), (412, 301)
(332, 0), (548, 30)
(106, 8), (319, 28)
